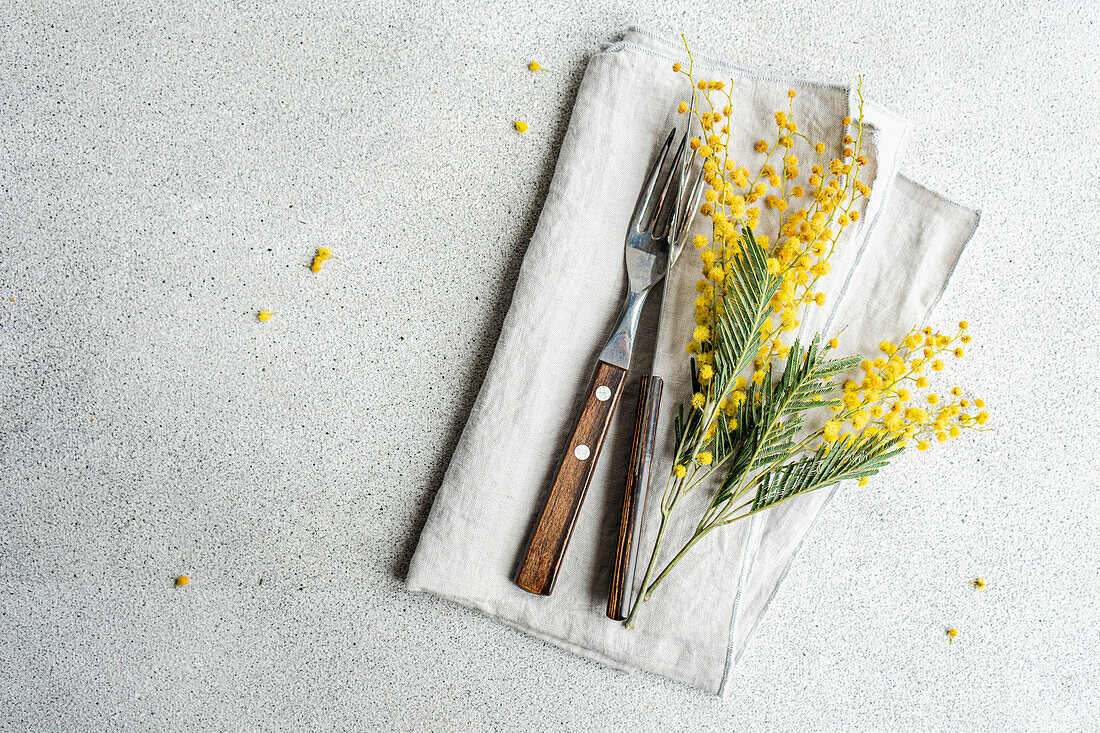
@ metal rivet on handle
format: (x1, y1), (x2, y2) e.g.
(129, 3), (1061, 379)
(574, 444), (591, 460)
(595, 386), (611, 402)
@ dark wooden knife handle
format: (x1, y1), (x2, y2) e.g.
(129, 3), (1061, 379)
(607, 374), (662, 620)
(516, 360), (628, 595)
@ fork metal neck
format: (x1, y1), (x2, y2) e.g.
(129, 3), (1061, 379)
(598, 288), (649, 370)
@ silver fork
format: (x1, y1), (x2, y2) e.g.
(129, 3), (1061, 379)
(516, 124), (704, 596)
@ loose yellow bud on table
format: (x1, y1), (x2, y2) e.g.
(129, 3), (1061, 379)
(257, 310), (275, 322)
(305, 246), (335, 272)
(514, 120), (529, 133)
(971, 577), (986, 589)
(175, 576), (190, 587)
(946, 628), (958, 643)
(528, 61), (541, 71)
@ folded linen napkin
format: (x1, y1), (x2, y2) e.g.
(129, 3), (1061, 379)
(406, 28), (979, 694)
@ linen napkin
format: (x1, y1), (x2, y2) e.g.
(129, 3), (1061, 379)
(406, 28), (979, 694)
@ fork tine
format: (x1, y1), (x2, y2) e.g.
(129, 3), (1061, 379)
(673, 98), (705, 244)
(674, 164), (705, 251)
(630, 129), (676, 233)
(662, 127), (699, 240)
(649, 129), (690, 238)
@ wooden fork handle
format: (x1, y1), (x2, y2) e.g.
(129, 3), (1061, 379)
(607, 374), (662, 620)
(516, 360), (628, 595)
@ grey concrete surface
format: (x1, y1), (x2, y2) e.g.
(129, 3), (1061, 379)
(1, 1), (1097, 731)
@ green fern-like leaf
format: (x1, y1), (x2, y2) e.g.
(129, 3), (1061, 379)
(711, 335), (861, 507)
(712, 228), (781, 389)
(750, 433), (905, 513)
(739, 338), (852, 464)
(673, 228), (780, 468)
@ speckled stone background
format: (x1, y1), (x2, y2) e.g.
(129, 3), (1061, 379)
(0, 1), (1097, 731)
